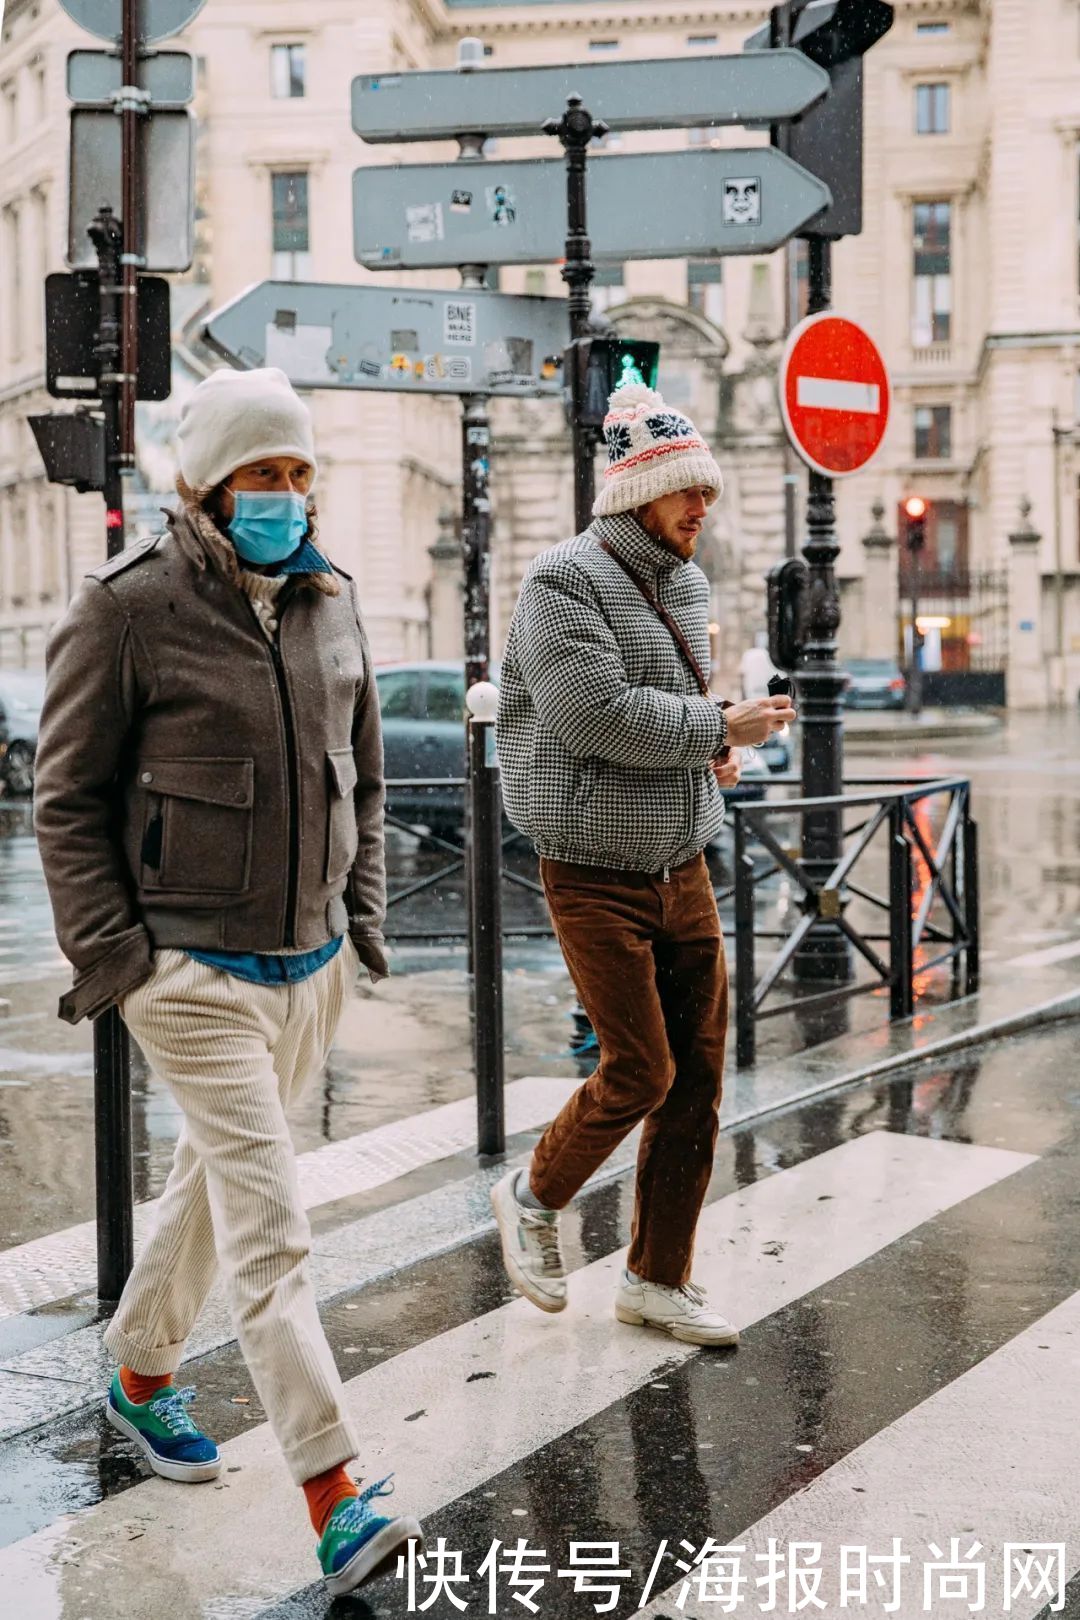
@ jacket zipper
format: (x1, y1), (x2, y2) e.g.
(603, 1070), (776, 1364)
(242, 591), (301, 948)
(656, 575), (696, 862)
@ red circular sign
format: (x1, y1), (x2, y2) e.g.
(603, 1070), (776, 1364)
(779, 313), (891, 479)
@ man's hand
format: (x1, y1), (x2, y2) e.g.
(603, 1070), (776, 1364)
(725, 693), (797, 748)
(712, 751), (742, 789)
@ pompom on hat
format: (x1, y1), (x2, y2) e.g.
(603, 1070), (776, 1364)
(177, 366), (318, 494)
(593, 383), (723, 518)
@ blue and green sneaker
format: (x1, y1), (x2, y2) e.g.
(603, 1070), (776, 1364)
(105, 1373), (221, 1482)
(317, 1475), (424, 1598)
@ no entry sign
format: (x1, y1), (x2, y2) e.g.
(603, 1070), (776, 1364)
(779, 312), (891, 478)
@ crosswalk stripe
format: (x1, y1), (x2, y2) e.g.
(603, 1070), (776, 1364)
(0, 1076), (578, 1319)
(638, 1287), (1080, 1619)
(1008, 937), (1080, 969)
(0, 1133), (641, 1445)
(0, 1132), (1033, 1617)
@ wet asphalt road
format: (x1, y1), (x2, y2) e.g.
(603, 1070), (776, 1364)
(0, 712), (1078, 1252)
(0, 1015), (1078, 1617)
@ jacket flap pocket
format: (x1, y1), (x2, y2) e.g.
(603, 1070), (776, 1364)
(327, 747), (358, 798)
(138, 757), (254, 809)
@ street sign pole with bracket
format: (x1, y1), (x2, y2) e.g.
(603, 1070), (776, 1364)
(54, 0), (202, 1313)
(544, 94), (607, 536)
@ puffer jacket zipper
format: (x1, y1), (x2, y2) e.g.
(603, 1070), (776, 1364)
(241, 589), (301, 947)
(656, 572), (696, 857)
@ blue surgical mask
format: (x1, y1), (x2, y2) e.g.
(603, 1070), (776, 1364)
(227, 491), (308, 565)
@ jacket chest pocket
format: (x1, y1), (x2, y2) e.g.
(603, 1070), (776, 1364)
(138, 757), (254, 895)
(326, 748), (359, 883)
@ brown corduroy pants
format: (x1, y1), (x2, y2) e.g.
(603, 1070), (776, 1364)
(530, 852), (728, 1288)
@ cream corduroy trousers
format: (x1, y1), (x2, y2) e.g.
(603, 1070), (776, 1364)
(103, 943), (360, 1484)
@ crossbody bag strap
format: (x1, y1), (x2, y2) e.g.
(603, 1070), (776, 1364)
(598, 539), (712, 696)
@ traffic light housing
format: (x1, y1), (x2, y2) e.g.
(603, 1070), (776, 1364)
(29, 409), (107, 494)
(903, 495), (928, 552)
(575, 336), (662, 428)
(747, 1), (895, 239)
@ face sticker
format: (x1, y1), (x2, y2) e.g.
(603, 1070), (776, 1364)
(722, 177), (761, 227)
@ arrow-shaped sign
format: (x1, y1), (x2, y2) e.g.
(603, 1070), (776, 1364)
(353, 49), (829, 143)
(202, 281), (569, 398)
(354, 148), (832, 271)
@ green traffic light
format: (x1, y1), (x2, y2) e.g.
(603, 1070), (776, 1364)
(616, 353), (646, 389)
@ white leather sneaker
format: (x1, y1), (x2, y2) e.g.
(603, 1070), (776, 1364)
(615, 1273), (739, 1346)
(491, 1169), (567, 1313)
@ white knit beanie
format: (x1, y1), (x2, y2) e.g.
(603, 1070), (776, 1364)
(177, 367), (318, 493)
(593, 383), (723, 517)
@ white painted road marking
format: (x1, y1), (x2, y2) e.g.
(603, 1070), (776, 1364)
(0, 1132), (1034, 1618)
(641, 1287), (1080, 1620)
(796, 376), (881, 414)
(1007, 937), (1080, 969)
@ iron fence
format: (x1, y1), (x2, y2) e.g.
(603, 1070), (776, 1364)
(730, 775), (978, 1068)
(383, 772), (979, 1072)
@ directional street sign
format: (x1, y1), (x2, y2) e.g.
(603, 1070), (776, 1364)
(779, 312), (891, 478)
(354, 148), (831, 271)
(353, 50), (829, 143)
(58, 0), (206, 46)
(202, 281), (568, 399)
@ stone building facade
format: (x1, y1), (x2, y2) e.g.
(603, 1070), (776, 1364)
(2, 0), (1079, 704)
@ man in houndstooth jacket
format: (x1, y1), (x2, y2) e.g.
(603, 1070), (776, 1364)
(492, 382), (795, 1345)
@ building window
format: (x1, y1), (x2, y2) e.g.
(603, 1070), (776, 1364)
(2, 80), (16, 145)
(916, 21), (951, 35)
(588, 40), (620, 53)
(912, 200), (952, 347)
(32, 60), (46, 124)
(271, 171), (310, 280)
(915, 83), (950, 134)
(591, 263), (624, 314)
(914, 404), (952, 460)
(688, 34), (718, 47)
(270, 43), (306, 99)
(3, 205), (21, 363)
(688, 260), (724, 326)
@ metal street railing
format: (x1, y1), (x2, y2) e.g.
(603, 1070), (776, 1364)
(382, 770), (979, 1078)
(730, 775), (978, 1068)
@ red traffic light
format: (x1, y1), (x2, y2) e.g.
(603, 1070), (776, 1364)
(903, 496), (928, 520)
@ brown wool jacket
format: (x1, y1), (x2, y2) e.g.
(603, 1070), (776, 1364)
(33, 506), (387, 1024)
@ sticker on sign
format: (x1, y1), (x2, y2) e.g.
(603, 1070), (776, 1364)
(444, 301), (476, 347)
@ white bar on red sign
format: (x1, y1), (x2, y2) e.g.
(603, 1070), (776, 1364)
(797, 376), (881, 414)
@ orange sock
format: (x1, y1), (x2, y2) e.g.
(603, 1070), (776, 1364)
(303, 1464), (359, 1537)
(119, 1366), (175, 1405)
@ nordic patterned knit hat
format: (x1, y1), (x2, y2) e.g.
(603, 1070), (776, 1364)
(593, 382), (723, 517)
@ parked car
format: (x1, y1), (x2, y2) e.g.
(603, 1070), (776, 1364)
(376, 662), (471, 842)
(376, 661), (793, 832)
(0, 671), (45, 797)
(843, 658), (906, 710)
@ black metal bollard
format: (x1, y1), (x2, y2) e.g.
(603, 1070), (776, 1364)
(466, 682), (506, 1156)
(93, 1010), (134, 1307)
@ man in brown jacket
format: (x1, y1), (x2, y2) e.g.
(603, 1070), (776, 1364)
(34, 367), (421, 1597)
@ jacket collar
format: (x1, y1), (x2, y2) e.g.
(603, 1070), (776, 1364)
(590, 513), (684, 585)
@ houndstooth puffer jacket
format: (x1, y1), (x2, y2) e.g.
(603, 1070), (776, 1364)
(497, 513), (730, 873)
